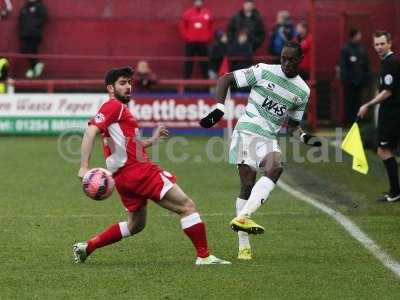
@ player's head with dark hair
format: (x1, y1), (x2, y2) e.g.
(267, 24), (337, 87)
(283, 41), (303, 58)
(281, 41), (304, 78)
(373, 30), (392, 59)
(104, 67), (134, 103)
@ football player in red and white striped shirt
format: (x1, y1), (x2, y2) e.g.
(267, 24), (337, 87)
(73, 67), (230, 265)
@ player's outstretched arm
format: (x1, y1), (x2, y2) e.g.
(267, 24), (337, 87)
(199, 73), (236, 128)
(141, 124), (169, 148)
(78, 125), (100, 179)
(288, 119), (322, 147)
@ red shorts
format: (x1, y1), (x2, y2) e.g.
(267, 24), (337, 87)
(114, 162), (177, 212)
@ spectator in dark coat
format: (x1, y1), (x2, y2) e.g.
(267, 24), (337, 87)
(340, 29), (371, 125)
(208, 30), (228, 80)
(132, 61), (158, 93)
(179, 0), (213, 79)
(227, 0), (265, 53)
(18, 0), (48, 78)
(229, 30), (253, 71)
(269, 10), (295, 57)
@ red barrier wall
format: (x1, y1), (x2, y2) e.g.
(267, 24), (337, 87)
(0, 0), (399, 79)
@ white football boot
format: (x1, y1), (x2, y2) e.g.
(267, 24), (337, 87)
(73, 242), (88, 263)
(195, 255), (231, 265)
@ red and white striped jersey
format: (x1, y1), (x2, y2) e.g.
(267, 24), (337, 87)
(89, 99), (149, 174)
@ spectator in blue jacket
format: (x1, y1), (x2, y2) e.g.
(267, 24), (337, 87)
(268, 10), (294, 57)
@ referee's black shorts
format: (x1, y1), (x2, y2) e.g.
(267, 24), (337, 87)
(378, 106), (400, 149)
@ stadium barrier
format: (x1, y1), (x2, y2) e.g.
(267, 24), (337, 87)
(1, 78), (319, 132)
(0, 93), (248, 135)
(0, 52), (319, 132)
(6, 78), (217, 95)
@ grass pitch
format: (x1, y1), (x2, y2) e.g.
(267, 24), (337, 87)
(1, 136), (400, 299)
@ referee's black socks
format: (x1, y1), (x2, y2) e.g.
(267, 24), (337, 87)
(383, 157), (400, 195)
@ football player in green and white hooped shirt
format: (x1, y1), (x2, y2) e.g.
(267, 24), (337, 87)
(200, 41), (322, 260)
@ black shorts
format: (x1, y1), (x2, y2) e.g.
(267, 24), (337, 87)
(378, 106), (400, 149)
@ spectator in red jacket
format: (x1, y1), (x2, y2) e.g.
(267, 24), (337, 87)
(179, 0), (213, 78)
(296, 20), (312, 80)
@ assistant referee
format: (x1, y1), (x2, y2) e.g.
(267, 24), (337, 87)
(358, 30), (400, 202)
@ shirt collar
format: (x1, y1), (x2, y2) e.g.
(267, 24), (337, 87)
(382, 51), (394, 60)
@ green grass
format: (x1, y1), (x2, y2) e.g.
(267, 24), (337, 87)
(283, 136), (400, 263)
(1, 136), (400, 299)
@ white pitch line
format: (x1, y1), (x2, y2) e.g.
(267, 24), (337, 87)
(278, 180), (400, 279)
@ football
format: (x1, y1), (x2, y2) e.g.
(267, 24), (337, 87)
(82, 168), (115, 200)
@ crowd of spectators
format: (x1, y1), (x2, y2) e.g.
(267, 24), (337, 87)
(179, 0), (313, 82)
(0, 0), (319, 85)
(0, 0), (374, 123)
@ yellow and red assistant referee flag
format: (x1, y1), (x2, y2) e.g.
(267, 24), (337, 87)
(341, 122), (369, 174)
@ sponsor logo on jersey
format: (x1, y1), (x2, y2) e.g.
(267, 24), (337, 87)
(244, 69), (253, 76)
(262, 97), (287, 117)
(95, 113), (105, 123)
(293, 96), (301, 104)
(267, 82), (276, 91)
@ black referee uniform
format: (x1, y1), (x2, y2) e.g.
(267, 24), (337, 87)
(378, 52), (400, 149)
(377, 51), (400, 197)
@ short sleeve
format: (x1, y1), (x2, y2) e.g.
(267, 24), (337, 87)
(287, 96), (309, 122)
(89, 101), (122, 131)
(381, 61), (397, 92)
(233, 64), (263, 88)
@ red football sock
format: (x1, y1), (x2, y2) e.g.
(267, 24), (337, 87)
(182, 213), (210, 258)
(86, 223), (123, 255)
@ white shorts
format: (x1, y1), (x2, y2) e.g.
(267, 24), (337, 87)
(229, 130), (281, 170)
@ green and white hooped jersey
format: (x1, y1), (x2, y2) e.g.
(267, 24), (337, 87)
(233, 63), (310, 139)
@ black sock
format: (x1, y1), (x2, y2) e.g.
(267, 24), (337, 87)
(383, 157), (400, 194)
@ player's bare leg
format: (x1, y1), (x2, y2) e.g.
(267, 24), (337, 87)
(234, 164), (256, 259)
(159, 184), (231, 265)
(73, 208), (146, 263)
(231, 152), (283, 235)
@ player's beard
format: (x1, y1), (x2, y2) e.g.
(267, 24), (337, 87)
(114, 90), (131, 104)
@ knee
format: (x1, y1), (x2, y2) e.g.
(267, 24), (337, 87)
(128, 220), (146, 235)
(240, 183), (254, 200)
(265, 166), (283, 183)
(181, 198), (197, 216)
